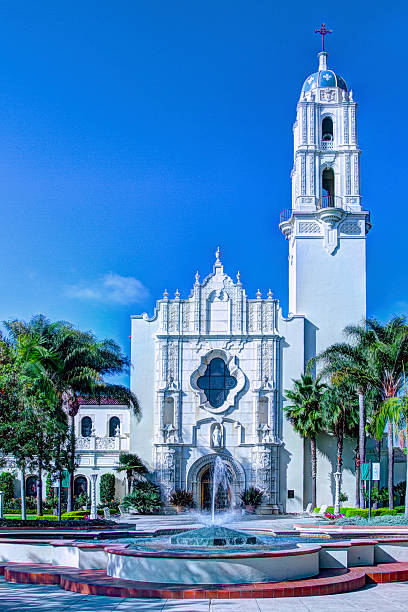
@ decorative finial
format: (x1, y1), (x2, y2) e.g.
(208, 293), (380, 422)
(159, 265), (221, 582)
(267, 288), (273, 300)
(236, 270), (241, 284)
(163, 289), (169, 300)
(214, 246), (222, 269)
(175, 289), (180, 299)
(349, 89), (354, 101)
(256, 289), (262, 300)
(195, 270), (200, 284)
(314, 23), (332, 52)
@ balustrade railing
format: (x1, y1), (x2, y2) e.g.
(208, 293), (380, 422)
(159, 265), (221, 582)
(280, 209), (292, 223)
(321, 141), (334, 150)
(317, 195), (343, 209)
(76, 435), (129, 452)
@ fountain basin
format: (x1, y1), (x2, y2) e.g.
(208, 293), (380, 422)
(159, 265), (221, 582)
(171, 526), (258, 547)
(105, 543), (321, 584)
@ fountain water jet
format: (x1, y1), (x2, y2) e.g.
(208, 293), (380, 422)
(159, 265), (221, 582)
(172, 455), (258, 546)
(211, 455), (231, 524)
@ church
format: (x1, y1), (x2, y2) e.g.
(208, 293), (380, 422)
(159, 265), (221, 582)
(129, 46), (371, 513)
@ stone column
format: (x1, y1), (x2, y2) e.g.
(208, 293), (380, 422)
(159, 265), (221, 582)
(90, 473), (98, 520)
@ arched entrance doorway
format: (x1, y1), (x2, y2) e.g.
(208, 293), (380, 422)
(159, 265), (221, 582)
(199, 465), (231, 510)
(25, 476), (37, 498)
(187, 453), (245, 510)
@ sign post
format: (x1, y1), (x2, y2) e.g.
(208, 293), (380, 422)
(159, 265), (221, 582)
(361, 462), (370, 515)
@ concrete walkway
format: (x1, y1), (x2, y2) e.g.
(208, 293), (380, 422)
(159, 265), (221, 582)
(0, 578), (408, 611)
(123, 513), (320, 533)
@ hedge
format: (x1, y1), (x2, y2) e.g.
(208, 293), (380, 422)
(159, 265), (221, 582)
(61, 510), (103, 520)
(314, 506), (403, 518)
(0, 518), (116, 528)
(344, 508), (398, 518)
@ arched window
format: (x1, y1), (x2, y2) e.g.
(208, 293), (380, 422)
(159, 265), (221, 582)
(25, 476), (37, 497)
(163, 397), (174, 426)
(197, 357), (237, 408)
(322, 168), (335, 205)
(109, 416), (120, 437)
(81, 416), (92, 437)
(74, 475), (88, 497)
(258, 396), (268, 425)
(322, 116), (333, 142)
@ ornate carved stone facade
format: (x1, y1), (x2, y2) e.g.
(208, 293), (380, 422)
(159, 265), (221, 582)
(131, 250), (285, 513)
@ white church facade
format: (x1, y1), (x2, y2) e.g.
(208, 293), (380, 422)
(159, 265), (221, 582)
(9, 46), (374, 510)
(128, 48), (372, 513)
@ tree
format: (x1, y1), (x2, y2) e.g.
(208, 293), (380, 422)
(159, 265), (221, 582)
(314, 331), (377, 508)
(284, 373), (326, 508)
(115, 452), (147, 494)
(322, 382), (359, 475)
(0, 472), (15, 506)
(4, 316), (141, 512)
(363, 317), (408, 509)
(375, 388), (408, 515)
(100, 473), (116, 504)
(0, 330), (64, 517)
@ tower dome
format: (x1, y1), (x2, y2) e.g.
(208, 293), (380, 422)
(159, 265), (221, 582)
(302, 52), (348, 93)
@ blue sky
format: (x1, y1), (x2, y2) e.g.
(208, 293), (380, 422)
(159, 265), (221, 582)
(0, 1), (406, 383)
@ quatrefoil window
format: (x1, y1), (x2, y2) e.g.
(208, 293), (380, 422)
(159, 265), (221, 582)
(196, 357), (237, 409)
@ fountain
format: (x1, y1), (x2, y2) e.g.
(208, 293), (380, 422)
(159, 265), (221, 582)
(105, 456), (321, 585)
(172, 456), (258, 546)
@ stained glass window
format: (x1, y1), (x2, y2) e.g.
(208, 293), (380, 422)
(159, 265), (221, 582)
(197, 357), (237, 408)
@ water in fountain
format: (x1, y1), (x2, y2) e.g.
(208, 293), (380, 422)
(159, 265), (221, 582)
(211, 455), (231, 524)
(172, 455), (258, 547)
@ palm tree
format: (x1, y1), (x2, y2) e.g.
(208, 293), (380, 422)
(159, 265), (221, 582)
(115, 452), (147, 493)
(5, 316), (141, 512)
(314, 333), (376, 508)
(284, 373), (327, 508)
(363, 317), (408, 508)
(322, 382), (359, 475)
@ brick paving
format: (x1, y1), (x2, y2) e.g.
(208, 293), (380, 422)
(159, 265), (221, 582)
(0, 578), (408, 610)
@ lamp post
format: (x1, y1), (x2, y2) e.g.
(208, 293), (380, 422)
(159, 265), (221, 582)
(0, 490), (4, 519)
(334, 471), (341, 515)
(90, 473), (98, 520)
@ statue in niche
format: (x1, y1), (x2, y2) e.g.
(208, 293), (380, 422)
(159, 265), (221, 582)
(212, 425), (222, 448)
(163, 424), (176, 444)
(258, 423), (272, 443)
(114, 425), (120, 437)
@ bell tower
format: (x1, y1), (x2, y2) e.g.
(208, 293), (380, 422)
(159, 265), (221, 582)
(279, 36), (371, 358)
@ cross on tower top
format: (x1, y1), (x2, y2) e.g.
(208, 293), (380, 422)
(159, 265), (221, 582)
(314, 23), (333, 52)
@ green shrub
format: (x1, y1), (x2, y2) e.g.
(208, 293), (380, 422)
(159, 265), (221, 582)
(123, 481), (161, 514)
(35, 516), (58, 521)
(169, 490), (194, 508)
(240, 487), (263, 507)
(100, 473), (116, 504)
(314, 507), (349, 514)
(0, 473), (15, 506)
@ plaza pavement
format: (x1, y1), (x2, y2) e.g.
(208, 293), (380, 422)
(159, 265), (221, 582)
(1, 514), (405, 610)
(0, 579), (408, 611)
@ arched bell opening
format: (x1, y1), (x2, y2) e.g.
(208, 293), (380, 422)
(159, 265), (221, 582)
(322, 116), (333, 142)
(322, 167), (335, 206)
